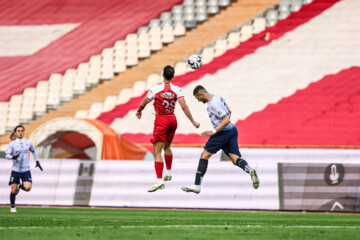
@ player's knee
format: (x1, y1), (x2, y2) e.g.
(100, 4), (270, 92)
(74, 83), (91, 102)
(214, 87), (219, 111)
(153, 149), (162, 155)
(200, 151), (212, 159)
(11, 188), (17, 194)
(24, 186), (31, 192)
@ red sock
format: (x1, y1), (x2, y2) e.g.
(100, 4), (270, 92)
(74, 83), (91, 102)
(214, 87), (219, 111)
(155, 161), (164, 179)
(164, 154), (173, 170)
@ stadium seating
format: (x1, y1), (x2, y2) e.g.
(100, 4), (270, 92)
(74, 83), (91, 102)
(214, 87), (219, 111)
(0, 0), (237, 140)
(4, 0), (353, 150)
(100, 0), (360, 148)
(74, 1), (285, 120)
(0, 0), (278, 147)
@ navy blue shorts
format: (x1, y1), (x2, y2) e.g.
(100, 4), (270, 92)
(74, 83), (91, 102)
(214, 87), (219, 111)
(204, 125), (241, 157)
(9, 171), (32, 185)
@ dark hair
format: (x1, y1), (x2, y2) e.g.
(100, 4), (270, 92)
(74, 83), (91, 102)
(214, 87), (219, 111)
(14, 125), (25, 132)
(10, 132), (16, 140)
(163, 65), (175, 80)
(193, 85), (207, 95)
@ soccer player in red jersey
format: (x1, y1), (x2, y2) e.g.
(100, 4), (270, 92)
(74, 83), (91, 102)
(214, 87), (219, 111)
(136, 65), (200, 192)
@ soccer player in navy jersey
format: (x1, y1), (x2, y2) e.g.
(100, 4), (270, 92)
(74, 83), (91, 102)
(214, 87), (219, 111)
(5, 125), (43, 212)
(182, 85), (259, 194)
(136, 65), (200, 192)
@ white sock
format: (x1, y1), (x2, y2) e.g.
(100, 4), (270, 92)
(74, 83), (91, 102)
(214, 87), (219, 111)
(245, 165), (252, 174)
(165, 169), (171, 174)
(157, 178), (163, 184)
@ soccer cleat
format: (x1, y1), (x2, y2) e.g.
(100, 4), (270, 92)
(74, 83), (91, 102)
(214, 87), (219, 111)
(10, 207), (17, 213)
(163, 173), (172, 181)
(148, 183), (165, 192)
(250, 169), (259, 189)
(15, 184), (20, 195)
(181, 185), (201, 194)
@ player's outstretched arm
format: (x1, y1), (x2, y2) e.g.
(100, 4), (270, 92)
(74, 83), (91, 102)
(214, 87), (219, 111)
(136, 98), (150, 119)
(178, 98), (200, 128)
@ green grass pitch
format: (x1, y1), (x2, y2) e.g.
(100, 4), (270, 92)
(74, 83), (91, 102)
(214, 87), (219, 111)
(0, 207), (359, 240)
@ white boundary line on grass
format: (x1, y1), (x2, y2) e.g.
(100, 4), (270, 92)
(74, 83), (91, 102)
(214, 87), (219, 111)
(0, 225), (359, 230)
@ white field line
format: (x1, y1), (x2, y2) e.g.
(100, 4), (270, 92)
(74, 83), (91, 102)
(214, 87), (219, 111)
(0, 225), (359, 230)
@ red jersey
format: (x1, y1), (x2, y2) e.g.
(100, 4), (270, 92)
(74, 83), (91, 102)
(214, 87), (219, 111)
(145, 83), (184, 115)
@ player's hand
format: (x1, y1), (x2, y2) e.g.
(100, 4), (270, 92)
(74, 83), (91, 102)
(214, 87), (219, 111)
(12, 153), (20, 161)
(136, 111), (142, 119)
(201, 131), (213, 139)
(193, 121), (200, 128)
(35, 161), (43, 171)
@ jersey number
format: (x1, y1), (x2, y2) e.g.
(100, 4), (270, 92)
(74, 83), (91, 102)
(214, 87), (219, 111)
(162, 100), (176, 112)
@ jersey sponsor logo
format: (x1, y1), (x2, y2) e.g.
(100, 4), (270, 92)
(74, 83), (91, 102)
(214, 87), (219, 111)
(161, 92), (175, 99)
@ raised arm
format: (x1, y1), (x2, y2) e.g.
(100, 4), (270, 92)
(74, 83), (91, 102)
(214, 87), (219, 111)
(178, 98), (200, 128)
(136, 98), (150, 119)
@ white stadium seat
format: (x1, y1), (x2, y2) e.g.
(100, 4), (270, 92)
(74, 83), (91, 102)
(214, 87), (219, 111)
(201, 47), (215, 64)
(227, 31), (240, 49)
(34, 82), (48, 116)
(114, 59), (126, 73)
(174, 62), (189, 76)
(174, 25), (186, 36)
(0, 144), (8, 151)
(240, 25), (253, 42)
(117, 88), (133, 104)
(73, 75), (86, 95)
(103, 95), (118, 112)
(101, 48), (114, 57)
(75, 110), (88, 119)
(132, 81), (146, 97)
(125, 49), (139, 66)
(77, 63), (89, 77)
(146, 73), (162, 89)
(161, 27), (175, 44)
(253, 18), (266, 34)
(214, 39), (228, 57)
(100, 65), (114, 80)
(88, 102), (103, 119)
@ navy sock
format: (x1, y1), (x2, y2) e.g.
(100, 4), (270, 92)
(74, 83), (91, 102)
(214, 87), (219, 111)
(236, 158), (252, 173)
(10, 193), (16, 208)
(19, 184), (25, 191)
(194, 158), (208, 185)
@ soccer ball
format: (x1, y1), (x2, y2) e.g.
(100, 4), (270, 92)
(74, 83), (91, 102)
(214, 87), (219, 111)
(188, 55), (202, 69)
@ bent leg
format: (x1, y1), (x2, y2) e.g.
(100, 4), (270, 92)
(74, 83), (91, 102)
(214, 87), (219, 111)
(228, 153), (251, 173)
(22, 181), (32, 192)
(227, 152), (259, 189)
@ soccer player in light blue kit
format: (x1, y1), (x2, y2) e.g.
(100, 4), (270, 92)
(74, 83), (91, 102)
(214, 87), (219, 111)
(5, 125), (43, 212)
(182, 85), (259, 194)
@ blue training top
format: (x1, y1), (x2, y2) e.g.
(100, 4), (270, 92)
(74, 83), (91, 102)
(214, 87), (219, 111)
(5, 138), (39, 172)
